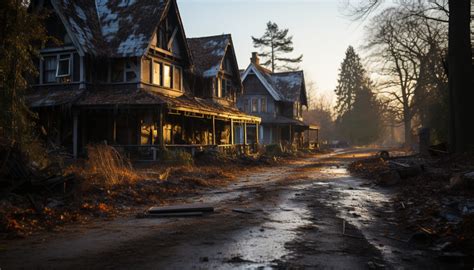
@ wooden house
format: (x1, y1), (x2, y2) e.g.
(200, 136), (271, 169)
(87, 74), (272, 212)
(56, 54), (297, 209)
(27, 0), (260, 159)
(238, 53), (309, 147)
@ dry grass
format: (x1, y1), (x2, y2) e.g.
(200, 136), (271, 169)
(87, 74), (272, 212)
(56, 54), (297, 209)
(69, 145), (142, 187)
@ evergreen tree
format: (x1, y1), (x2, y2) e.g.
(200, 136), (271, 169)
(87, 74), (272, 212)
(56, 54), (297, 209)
(334, 46), (365, 118)
(252, 21), (303, 72)
(334, 46), (382, 145)
(0, 0), (48, 148)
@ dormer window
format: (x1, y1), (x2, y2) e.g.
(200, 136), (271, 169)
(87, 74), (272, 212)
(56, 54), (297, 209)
(56, 54), (71, 77)
(43, 56), (57, 83)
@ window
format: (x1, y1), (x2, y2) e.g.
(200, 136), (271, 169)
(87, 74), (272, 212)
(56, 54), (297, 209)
(111, 59), (124, 82)
(252, 98), (258, 112)
(152, 61), (161, 85)
(294, 101), (300, 117)
(260, 98), (267, 113)
(216, 78), (222, 97)
(163, 64), (172, 88)
(174, 66), (182, 90)
(221, 79), (229, 97)
(56, 55), (71, 77)
(243, 99), (249, 112)
(43, 56), (57, 83)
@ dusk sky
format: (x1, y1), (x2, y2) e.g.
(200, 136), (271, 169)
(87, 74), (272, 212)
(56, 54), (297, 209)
(178, 0), (372, 103)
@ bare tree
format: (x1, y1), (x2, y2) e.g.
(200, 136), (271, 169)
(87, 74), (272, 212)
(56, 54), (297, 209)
(365, 7), (447, 146)
(345, 0), (473, 152)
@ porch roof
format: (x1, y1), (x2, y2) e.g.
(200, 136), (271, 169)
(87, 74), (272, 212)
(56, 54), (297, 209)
(260, 114), (308, 127)
(76, 88), (260, 122)
(159, 94), (261, 122)
(26, 88), (85, 108)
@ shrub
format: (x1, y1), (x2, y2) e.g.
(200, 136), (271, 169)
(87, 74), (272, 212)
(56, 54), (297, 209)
(85, 144), (140, 186)
(159, 149), (193, 166)
(265, 144), (284, 157)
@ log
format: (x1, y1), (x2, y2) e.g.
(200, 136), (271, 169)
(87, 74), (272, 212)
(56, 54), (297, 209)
(148, 203), (214, 214)
(144, 212), (204, 218)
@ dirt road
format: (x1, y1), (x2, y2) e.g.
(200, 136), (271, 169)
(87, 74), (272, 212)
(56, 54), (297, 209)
(0, 149), (449, 269)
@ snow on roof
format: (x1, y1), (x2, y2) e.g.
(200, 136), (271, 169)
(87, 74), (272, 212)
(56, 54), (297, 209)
(187, 34), (231, 78)
(242, 64), (307, 105)
(272, 71), (305, 102)
(52, 0), (169, 57)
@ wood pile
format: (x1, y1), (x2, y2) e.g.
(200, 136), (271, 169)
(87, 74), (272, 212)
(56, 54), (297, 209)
(0, 138), (76, 194)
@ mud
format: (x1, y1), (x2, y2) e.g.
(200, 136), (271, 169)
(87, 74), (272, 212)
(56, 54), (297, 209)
(0, 149), (459, 269)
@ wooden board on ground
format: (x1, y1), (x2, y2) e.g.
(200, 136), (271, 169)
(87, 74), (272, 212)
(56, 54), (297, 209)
(148, 204), (214, 214)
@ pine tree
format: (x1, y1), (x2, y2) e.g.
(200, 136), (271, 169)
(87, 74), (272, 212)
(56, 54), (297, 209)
(334, 46), (365, 118)
(334, 46), (382, 145)
(252, 21), (303, 72)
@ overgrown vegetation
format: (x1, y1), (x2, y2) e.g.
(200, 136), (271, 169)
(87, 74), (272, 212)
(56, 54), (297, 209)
(0, 0), (49, 163)
(82, 145), (142, 187)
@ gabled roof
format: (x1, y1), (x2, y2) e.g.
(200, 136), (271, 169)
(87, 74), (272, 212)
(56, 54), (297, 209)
(272, 71), (308, 106)
(51, 0), (180, 58)
(241, 64), (284, 101)
(186, 34), (233, 78)
(241, 63), (307, 106)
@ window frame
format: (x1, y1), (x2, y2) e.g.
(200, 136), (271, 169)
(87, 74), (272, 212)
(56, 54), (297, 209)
(163, 64), (173, 88)
(152, 61), (162, 86)
(251, 98), (258, 113)
(173, 66), (182, 91)
(260, 97), (267, 113)
(56, 54), (71, 78)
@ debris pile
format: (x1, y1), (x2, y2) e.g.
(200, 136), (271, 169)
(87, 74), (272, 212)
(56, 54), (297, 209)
(349, 151), (474, 261)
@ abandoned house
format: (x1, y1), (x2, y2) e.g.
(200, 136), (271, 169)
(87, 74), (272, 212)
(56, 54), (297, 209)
(26, 0), (261, 160)
(238, 53), (317, 148)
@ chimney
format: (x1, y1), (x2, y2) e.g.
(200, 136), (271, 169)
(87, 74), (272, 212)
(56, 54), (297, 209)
(251, 52), (260, 65)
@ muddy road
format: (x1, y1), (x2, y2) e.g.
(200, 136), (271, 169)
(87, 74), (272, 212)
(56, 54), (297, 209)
(0, 149), (446, 269)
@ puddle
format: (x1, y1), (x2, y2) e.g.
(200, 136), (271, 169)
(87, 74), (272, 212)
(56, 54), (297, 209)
(313, 166), (405, 266)
(219, 193), (311, 266)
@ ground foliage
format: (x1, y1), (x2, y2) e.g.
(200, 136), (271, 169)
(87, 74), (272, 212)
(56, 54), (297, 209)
(0, 145), (310, 239)
(349, 152), (474, 260)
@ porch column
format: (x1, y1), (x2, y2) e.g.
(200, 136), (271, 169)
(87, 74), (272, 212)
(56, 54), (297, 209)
(73, 111), (78, 158)
(212, 116), (216, 145)
(255, 123), (259, 145)
(289, 125), (292, 145)
(230, 119), (234, 145)
(159, 106), (165, 149)
(79, 56), (85, 90)
(243, 122), (248, 145)
(112, 117), (117, 144)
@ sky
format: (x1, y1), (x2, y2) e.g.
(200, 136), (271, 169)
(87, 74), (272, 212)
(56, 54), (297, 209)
(178, 0), (371, 104)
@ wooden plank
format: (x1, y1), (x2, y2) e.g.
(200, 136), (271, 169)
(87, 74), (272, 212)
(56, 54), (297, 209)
(145, 212), (204, 218)
(148, 204), (214, 214)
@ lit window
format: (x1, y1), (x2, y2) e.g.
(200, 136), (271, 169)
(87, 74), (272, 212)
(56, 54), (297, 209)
(163, 64), (172, 88)
(216, 78), (222, 97)
(174, 66), (181, 90)
(252, 99), (258, 112)
(153, 61), (161, 85)
(56, 54), (70, 77)
(43, 56), (56, 83)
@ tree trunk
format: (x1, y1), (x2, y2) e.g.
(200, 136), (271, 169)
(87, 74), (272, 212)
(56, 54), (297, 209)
(404, 117), (412, 148)
(448, 0), (473, 153)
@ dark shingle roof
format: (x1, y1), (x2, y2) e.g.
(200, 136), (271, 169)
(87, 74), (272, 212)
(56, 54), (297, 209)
(243, 64), (307, 105)
(52, 0), (168, 57)
(187, 34), (230, 78)
(272, 71), (306, 104)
